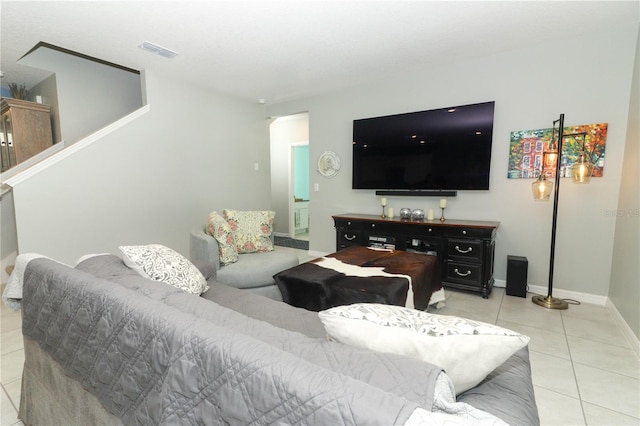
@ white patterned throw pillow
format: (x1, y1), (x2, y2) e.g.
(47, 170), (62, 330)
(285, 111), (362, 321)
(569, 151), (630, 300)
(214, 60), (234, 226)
(119, 244), (209, 294)
(222, 209), (275, 254)
(318, 303), (529, 394)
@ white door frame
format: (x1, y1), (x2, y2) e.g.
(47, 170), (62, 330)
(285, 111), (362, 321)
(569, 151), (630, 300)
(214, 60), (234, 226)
(288, 141), (309, 238)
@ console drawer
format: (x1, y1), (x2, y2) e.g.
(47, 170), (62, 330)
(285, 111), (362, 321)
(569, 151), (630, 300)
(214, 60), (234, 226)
(444, 227), (493, 239)
(335, 219), (363, 231)
(338, 230), (362, 249)
(445, 261), (482, 287)
(447, 239), (483, 262)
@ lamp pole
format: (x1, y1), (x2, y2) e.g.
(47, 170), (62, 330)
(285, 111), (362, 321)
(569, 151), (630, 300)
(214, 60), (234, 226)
(533, 114), (569, 310)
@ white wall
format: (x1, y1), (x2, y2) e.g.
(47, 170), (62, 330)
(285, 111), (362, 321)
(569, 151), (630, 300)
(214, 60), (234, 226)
(609, 27), (640, 340)
(0, 189), (17, 283)
(18, 45), (143, 144)
(2, 47), (144, 267)
(29, 74), (61, 143)
(269, 113), (309, 234)
(267, 24), (639, 298)
(1, 74), (61, 278)
(10, 69), (271, 264)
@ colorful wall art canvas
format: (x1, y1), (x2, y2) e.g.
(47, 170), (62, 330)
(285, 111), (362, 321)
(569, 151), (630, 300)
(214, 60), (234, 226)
(508, 123), (607, 179)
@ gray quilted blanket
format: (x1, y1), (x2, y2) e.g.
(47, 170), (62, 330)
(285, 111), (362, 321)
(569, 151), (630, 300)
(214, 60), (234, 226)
(22, 258), (439, 425)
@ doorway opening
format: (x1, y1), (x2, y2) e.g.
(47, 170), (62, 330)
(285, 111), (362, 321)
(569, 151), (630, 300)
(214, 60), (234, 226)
(269, 112), (309, 249)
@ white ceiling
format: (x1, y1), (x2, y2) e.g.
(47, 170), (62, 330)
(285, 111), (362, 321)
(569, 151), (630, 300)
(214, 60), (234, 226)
(1, 1), (638, 104)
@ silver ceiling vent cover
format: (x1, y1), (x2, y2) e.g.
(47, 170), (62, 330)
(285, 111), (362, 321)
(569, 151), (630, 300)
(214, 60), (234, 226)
(139, 41), (178, 59)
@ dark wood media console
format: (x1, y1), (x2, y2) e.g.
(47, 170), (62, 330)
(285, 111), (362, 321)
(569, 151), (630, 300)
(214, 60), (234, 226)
(333, 213), (500, 298)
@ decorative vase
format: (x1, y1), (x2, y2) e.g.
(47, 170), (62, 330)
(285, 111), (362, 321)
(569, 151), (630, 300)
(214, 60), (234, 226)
(411, 209), (425, 221)
(399, 208), (412, 220)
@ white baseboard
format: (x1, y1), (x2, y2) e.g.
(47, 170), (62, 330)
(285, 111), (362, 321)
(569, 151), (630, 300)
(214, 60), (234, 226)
(526, 284), (608, 306)
(607, 299), (640, 358)
(495, 279), (608, 305)
(480, 279), (608, 305)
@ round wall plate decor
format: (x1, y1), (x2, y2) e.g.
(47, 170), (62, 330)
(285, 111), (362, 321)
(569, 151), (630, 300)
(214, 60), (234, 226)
(317, 151), (340, 178)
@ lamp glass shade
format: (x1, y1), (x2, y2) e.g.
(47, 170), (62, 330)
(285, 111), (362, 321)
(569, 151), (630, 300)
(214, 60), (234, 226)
(532, 175), (553, 201)
(544, 144), (558, 169)
(571, 152), (593, 183)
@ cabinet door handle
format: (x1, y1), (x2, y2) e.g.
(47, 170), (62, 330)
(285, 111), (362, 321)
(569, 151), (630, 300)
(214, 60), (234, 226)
(454, 268), (472, 277)
(344, 234), (356, 241)
(455, 245), (473, 254)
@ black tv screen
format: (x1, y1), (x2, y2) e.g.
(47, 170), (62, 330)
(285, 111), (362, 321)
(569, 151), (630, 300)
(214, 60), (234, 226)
(352, 101), (495, 191)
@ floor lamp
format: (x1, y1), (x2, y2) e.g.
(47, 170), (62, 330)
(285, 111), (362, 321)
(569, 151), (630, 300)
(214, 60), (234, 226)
(530, 114), (593, 310)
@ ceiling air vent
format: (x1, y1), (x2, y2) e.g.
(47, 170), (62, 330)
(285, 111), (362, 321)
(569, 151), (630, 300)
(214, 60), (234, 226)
(138, 41), (178, 59)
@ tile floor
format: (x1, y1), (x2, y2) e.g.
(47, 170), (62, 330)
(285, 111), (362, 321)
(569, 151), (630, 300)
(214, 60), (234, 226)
(432, 288), (640, 425)
(2, 249), (639, 425)
(1, 282), (23, 426)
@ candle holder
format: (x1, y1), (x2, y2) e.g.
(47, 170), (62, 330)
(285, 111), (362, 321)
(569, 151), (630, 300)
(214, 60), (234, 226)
(380, 197), (387, 218)
(440, 207), (446, 222)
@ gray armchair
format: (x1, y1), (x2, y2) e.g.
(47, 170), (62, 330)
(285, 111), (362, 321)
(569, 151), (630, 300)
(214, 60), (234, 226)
(189, 227), (299, 301)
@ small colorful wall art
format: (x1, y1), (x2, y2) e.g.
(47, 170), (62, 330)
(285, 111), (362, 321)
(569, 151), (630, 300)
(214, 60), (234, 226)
(508, 123), (608, 179)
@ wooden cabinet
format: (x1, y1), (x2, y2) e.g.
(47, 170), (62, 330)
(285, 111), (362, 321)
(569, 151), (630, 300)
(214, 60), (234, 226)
(333, 213), (499, 298)
(1, 98), (53, 172)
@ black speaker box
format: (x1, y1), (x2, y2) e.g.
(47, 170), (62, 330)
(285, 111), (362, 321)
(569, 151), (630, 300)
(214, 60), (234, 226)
(506, 255), (528, 298)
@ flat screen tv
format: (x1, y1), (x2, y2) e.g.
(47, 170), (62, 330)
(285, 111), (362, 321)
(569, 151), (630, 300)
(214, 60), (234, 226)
(352, 101), (495, 192)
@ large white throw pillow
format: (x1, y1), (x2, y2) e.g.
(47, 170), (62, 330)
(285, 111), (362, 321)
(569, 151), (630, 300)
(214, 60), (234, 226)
(318, 303), (529, 394)
(119, 244), (209, 294)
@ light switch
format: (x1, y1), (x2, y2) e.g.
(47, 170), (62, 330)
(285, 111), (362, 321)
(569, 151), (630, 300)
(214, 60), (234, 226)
(254, 163), (259, 171)
(314, 183), (319, 192)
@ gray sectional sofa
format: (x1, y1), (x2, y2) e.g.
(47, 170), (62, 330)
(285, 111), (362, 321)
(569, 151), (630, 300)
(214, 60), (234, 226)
(189, 225), (299, 300)
(14, 252), (539, 425)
